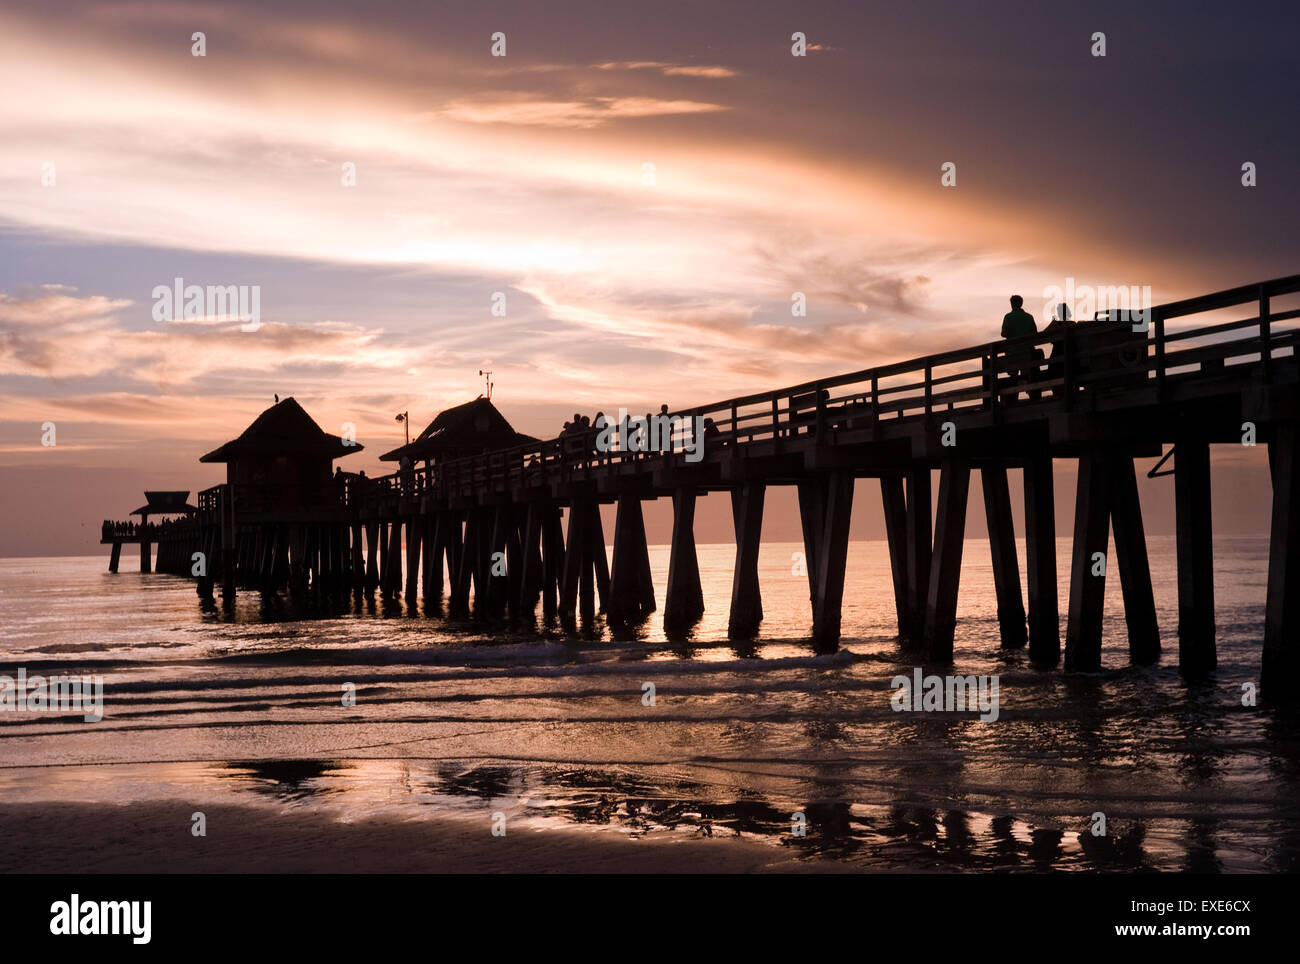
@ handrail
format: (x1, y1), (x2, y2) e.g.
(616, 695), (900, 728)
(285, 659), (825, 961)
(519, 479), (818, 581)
(184, 274), (1298, 515)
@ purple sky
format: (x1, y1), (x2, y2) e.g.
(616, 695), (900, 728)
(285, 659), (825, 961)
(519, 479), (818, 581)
(1, 0), (1296, 554)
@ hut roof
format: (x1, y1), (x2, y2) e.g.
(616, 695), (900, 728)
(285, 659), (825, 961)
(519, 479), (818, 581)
(379, 397), (537, 462)
(130, 491), (198, 516)
(199, 397), (363, 463)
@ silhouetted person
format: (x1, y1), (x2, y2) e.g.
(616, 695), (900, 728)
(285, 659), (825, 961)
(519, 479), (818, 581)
(1001, 294), (1036, 339)
(1001, 294), (1041, 401)
(1043, 302), (1075, 394)
(703, 417), (721, 446)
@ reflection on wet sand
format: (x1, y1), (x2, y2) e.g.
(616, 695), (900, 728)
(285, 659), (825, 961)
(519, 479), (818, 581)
(207, 758), (1295, 871)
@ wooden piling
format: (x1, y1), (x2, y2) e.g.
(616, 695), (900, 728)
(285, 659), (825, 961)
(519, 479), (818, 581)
(922, 461), (970, 661)
(981, 465), (1027, 648)
(385, 518), (404, 599)
(1023, 456), (1059, 664)
(904, 468), (932, 645)
(473, 508), (492, 613)
(405, 517), (421, 601)
(880, 476), (909, 640)
(542, 505), (564, 618)
(1263, 423), (1300, 699)
(365, 522), (380, 594)
(1108, 455), (1159, 664)
(518, 502), (545, 617)
(420, 514), (443, 603)
(587, 502), (611, 614)
(450, 513), (475, 614)
(559, 502), (585, 619)
(797, 478), (826, 607)
(811, 472), (854, 651)
(609, 493), (654, 627)
(1174, 440), (1216, 673)
(1065, 454), (1110, 672)
(664, 489), (705, 634)
(728, 482), (765, 638)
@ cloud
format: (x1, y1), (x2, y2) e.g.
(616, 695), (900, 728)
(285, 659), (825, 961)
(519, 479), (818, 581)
(435, 94), (728, 128)
(0, 288), (401, 386)
(593, 61), (740, 78)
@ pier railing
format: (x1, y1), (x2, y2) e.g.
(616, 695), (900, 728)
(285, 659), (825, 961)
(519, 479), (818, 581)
(171, 274), (1299, 521)
(347, 274), (1299, 504)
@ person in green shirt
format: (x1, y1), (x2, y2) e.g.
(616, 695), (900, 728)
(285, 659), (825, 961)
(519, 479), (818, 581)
(1000, 295), (1041, 401)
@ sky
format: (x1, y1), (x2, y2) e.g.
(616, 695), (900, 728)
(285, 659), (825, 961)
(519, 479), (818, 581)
(1, 0), (1297, 555)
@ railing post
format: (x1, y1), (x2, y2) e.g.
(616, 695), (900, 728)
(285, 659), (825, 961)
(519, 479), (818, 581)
(924, 365), (933, 416)
(1260, 283), (1272, 383)
(871, 373), (879, 431)
(815, 382), (826, 438)
(984, 352), (998, 418)
(1063, 326), (1075, 410)
(1153, 309), (1166, 400)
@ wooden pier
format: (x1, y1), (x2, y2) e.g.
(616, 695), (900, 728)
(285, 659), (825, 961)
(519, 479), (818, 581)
(100, 491), (198, 574)
(103, 275), (1300, 700)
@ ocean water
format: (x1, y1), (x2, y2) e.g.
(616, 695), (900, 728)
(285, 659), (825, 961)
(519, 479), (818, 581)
(2, 537), (1298, 872)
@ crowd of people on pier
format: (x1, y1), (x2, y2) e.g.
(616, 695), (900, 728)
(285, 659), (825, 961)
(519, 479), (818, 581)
(101, 518), (196, 541)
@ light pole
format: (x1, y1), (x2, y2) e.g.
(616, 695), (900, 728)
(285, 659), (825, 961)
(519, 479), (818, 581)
(395, 410), (409, 445)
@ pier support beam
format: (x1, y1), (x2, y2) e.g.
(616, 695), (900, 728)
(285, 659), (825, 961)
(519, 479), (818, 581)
(880, 476), (909, 640)
(1109, 455), (1160, 664)
(1174, 440), (1216, 674)
(140, 538), (152, 573)
(1023, 456), (1059, 664)
(1263, 423), (1300, 700)
(1065, 454), (1110, 672)
(108, 542), (122, 573)
(450, 513), (475, 615)
(364, 522), (380, 594)
(810, 472), (854, 652)
(904, 468), (932, 645)
(385, 519), (403, 599)
(922, 461), (970, 662)
(542, 506), (564, 619)
(797, 479), (826, 608)
(559, 500), (589, 620)
(422, 514), (444, 604)
(473, 509), (492, 615)
(728, 483), (765, 638)
(609, 494), (655, 628)
(518, 502), (545, 618)
(588, 502), (612, 615)
(405, 518), (421, 602)
(664, 489), (704, 635)
(486, 506), (513, 615)
(981, 465), (1027, 648)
